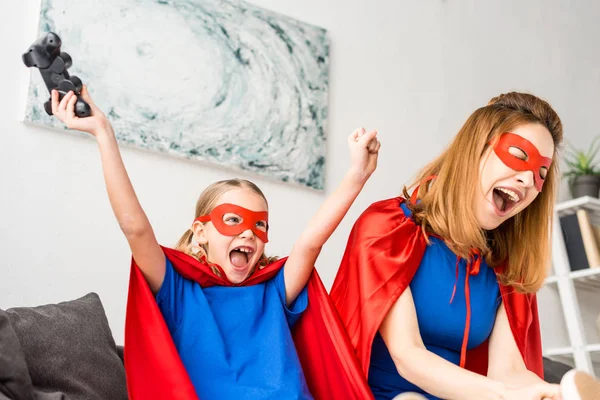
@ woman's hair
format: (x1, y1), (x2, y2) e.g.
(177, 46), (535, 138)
(176, 179), (276, 271)
(404, 92), (563, 293)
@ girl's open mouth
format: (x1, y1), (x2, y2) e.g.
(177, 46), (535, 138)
(229, 246), (254, 270)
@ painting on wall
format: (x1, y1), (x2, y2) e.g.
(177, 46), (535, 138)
(24, 0), (330, 190)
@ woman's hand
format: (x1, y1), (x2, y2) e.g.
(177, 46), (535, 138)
(503, 382), (562, 400)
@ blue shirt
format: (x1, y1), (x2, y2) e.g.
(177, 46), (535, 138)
(157, 259), (313, 400)
(368, 204), (502, 400)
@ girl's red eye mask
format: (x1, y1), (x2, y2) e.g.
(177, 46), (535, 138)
(492, 133), (552, 192)
(195, 204), (269, 243)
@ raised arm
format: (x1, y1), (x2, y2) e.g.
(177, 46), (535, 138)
(283, 128), (380, 304)
(52, 88), (165, 293)
(379, 288), (561, 400)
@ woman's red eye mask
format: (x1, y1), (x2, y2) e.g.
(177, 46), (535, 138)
(492, 133), (552, 192)
(195, 203), (269, 243)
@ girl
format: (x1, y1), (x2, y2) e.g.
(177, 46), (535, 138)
(50, 87), (379, 399)
(331, 92), (595, 400)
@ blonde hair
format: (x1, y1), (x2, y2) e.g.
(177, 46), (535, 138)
(404, 92), (563, 293)
(176, 179), (276, 272)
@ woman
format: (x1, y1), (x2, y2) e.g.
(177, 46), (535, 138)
(331, 92), (575, 399)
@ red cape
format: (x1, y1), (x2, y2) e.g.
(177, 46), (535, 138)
(330, 197), (544, 379)
(124, 247), (372, 399)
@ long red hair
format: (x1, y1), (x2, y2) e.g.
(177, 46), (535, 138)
(405, 92), (563, 293)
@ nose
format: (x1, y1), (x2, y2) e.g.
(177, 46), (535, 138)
(515, 170), (535, 188)
(238, 228), (255, 239)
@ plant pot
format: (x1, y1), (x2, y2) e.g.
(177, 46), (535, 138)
(571, 175), (600, 198)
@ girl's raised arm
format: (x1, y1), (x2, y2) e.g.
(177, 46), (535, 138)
(52, 88), (165, 293)
(284, 128), (380, 304)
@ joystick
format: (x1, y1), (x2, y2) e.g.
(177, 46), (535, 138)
(22, 32), (91, 118)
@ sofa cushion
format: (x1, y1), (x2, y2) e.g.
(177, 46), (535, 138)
(5, 293), (127, 400)
(0, 309), (34, 400)
(543, 356), (572, 384)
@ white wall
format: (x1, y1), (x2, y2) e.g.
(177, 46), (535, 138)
(2, 0), (599, 344)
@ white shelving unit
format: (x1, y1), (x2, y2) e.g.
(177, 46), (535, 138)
(539, 196), (600, 377)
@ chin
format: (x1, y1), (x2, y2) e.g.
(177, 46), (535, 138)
(223, 269), (248, 284)
(477, 207), (503, 230)
(224, 263), (257, 283)
(480, 220), (502, 231)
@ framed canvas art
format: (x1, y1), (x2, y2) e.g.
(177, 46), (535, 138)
(24, 0), (330, 189)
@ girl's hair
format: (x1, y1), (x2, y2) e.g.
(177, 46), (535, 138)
(176, 179), (277, 272)
(404, 92), (563, 293)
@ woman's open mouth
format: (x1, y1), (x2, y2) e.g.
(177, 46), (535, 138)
(492, 186), (523, 216)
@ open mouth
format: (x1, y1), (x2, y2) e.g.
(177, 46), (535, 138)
(229, 246), (254, 270)
(492, 187), (522, 215)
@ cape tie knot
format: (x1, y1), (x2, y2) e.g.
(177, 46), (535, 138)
(467, 249), (482, 276)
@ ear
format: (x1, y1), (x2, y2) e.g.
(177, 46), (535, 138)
(191, 220), (209, 245)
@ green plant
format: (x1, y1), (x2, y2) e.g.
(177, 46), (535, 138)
(563, 136), (600, 182)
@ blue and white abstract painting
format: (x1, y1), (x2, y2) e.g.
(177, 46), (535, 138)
(24, 0), (330, 189)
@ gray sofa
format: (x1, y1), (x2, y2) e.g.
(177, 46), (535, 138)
(0, 293), (571, 400)
(0, 293), (127, 400)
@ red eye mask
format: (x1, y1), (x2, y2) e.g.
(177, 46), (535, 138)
(492, 133), (552, 192)
(195, 203), (269, 243)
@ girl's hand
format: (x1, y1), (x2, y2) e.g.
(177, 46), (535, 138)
(51, 85), (109, 136)
(347, 127), (380, 183)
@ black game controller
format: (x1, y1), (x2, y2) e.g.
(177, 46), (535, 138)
(22, 32), (91, 118)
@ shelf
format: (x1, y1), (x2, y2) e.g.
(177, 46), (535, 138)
(570, 268), (600, 291)
(587, 343), (600, 353)
(538, 285), (572, 349)
(570, 267), (600, 280)
(556, 196), (600, 226)
(591, 350), (600, 378)
(543, 346), (574, 357)
(543, 268), (600, 288)
(573, 287), (600, 344)
(556, 196), (600, 214)
(544, 196), (600, 376)
(544, 352), (577, 369)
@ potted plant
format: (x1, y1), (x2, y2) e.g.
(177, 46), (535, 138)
(563, 136), (600, 198)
